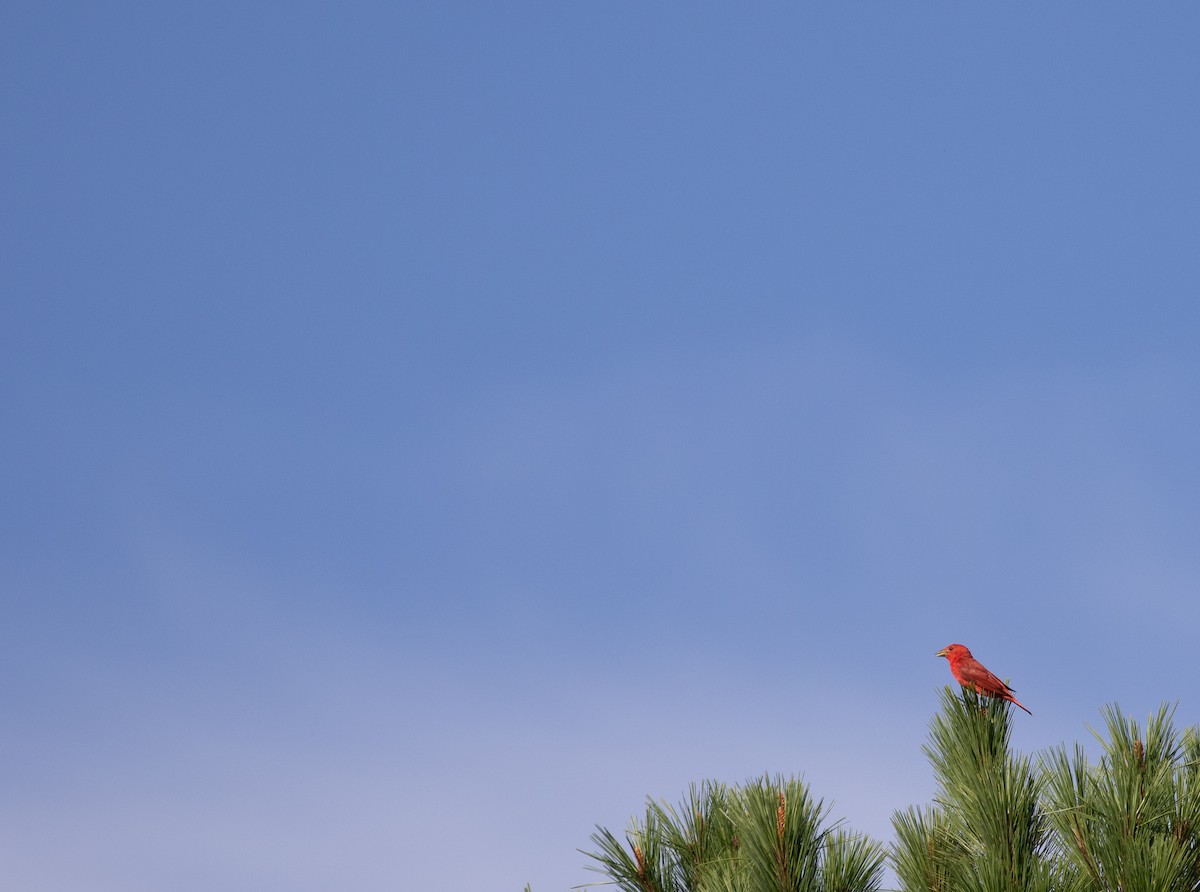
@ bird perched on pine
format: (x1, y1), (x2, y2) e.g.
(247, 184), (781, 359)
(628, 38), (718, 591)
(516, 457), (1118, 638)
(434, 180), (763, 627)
(936, 643), (1031, 715)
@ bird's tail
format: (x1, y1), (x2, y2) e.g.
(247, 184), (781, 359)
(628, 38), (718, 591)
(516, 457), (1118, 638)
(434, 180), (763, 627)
(1007, 694), (1032, 715)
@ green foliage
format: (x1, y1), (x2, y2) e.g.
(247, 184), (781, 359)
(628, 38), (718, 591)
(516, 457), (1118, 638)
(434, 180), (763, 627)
(892, 690), (1200, 892)
(1040, 703), (1200, 892)
(583, 776), (885, 892)
(891, 805), (958, 892)
(579, 694), (1200, 892)
(893, 687), (1054, 892)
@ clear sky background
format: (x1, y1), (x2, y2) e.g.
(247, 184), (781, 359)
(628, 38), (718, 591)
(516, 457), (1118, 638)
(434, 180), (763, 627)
(4, 4), (1200, 891)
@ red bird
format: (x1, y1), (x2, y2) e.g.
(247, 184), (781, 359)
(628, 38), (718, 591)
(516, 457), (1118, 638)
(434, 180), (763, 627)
(936, 643), (1031, 715)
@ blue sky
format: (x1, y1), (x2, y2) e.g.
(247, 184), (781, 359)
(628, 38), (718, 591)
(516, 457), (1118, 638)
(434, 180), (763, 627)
(3, 3), (1200, 890)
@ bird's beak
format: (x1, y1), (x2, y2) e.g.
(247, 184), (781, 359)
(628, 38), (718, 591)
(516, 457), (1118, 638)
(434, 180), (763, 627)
(935, 647), (947, 657)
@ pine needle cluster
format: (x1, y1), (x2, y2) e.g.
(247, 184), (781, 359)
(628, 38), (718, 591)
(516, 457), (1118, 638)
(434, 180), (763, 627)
(892, 688), (1055, 892)
(1040, 704), (1200, 891)
(583, 776), (886, 892)
(572, 694), (1200, 892)
(893, 690), (1200, 892)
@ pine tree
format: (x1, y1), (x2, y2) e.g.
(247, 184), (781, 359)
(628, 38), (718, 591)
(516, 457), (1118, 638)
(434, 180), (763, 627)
(891, 687), (1056, 892)
(571, 696), (1200, 892)
(583, 776), (886, 892)
(1039, 703), (1200, 892)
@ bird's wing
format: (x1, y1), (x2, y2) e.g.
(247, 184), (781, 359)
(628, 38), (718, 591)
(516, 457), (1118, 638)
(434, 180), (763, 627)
(955, 658), (1011, 695)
